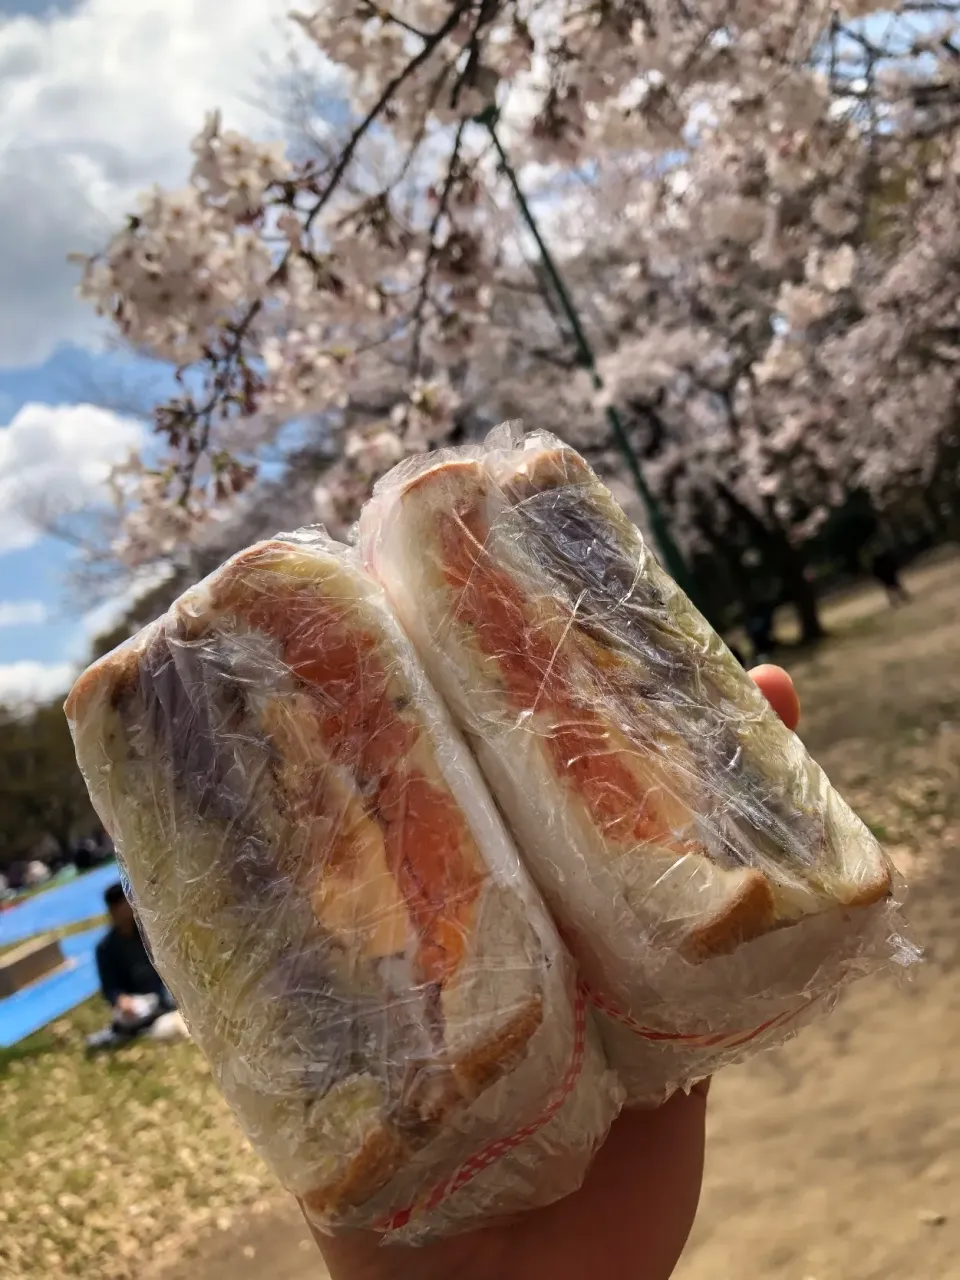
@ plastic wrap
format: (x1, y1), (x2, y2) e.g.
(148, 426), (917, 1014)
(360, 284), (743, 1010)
(65, 531), (621, 1241)
(359, 426), (915, 1105)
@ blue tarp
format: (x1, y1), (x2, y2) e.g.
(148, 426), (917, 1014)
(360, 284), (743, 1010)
(0, 862), (119, 948)
(0, 926), (108, 1048)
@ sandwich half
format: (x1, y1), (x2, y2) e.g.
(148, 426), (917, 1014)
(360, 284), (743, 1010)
(66, 531), (618, 1235)
(359, 430), (906, 1101)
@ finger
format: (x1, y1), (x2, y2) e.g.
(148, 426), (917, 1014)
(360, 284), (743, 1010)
(749, 664), (800, 732)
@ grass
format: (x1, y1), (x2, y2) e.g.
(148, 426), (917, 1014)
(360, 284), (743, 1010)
(0, 997), (277, 1279)
(2, 553), (959, 1279)
(1, 919), (276, 1277)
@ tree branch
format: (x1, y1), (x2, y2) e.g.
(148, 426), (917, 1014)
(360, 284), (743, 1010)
(303, 1), (474, 233)
(410, 119), (467, 374)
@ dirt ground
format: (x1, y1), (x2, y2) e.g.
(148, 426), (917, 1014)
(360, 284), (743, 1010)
(146, 1196), (317, 1280)
(676, 555), (960, 1280)
(151, 555), (960, 1280)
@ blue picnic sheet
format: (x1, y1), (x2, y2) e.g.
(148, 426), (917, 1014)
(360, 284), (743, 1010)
(0, 926), (108, 1048)
(0, 862), (119, 948)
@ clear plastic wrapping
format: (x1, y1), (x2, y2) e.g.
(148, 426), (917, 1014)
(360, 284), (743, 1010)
(65, 531), (621, 1240)
(359, 426), (915, 1104)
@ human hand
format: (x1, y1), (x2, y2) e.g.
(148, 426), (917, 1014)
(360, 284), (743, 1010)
(311, 665), (801, 1280)
(115, 994), (138, 1017)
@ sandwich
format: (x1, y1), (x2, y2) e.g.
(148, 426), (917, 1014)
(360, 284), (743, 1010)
(65, 531), (619, 1237)
(359, 429), (907, 1101)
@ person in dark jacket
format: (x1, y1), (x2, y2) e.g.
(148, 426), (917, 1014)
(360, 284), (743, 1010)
(94, 883), (174, 1038)
(745, 598), (777, 664)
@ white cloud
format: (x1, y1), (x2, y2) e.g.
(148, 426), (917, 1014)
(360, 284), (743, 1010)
(0, 599), (49, 627)
(0, 659), (74, 706)
(0, 0), (321, 366)
(0, 401), (142, 552)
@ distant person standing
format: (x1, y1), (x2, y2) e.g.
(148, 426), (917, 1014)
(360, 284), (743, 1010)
(871, 548), (910, 607)
(745, 598), (776, 665)
(74, 838), (96, 871)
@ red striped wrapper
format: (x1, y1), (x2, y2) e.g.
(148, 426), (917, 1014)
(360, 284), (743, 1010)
(582, 979), (813, 1052)
(377, 988), (589, 1233)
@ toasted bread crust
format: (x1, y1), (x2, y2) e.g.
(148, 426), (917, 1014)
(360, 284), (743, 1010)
(399, 457), (486, 501)
(501, 444), (586, 497)
(451, 994), (545, 1097)
(64, 633), (146, 723)
(194, 538), (308, 625)
(301, 997), (545, 1218)
(63, 659), (103, 724)
(301, 1121), (411, 1218)
(839, 862), (894, 908)
(680, 872), (778, 965)
(220, 538), (307, 583)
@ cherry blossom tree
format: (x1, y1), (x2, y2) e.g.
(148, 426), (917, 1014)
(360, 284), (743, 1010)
(506, 0), (960, 635)
(76, 0), (960, 641)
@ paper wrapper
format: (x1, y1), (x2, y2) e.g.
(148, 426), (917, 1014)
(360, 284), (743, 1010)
(65, 530), (620, 1241)
(359, 426), (917, 1104)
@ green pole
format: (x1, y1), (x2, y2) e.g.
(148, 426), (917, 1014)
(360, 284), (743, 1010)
(479, 108), (696, 599)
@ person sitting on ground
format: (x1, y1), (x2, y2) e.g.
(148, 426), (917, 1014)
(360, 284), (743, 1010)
(94, 882), (176, 1042)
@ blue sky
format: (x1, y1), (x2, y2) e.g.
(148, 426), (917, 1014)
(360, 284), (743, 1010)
(0, 0), (309, 704)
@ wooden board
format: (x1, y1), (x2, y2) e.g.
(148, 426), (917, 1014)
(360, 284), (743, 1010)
(0, 935), (66, 997)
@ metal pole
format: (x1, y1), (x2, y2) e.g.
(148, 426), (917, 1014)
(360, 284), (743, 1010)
(479, 108), (696, 597)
